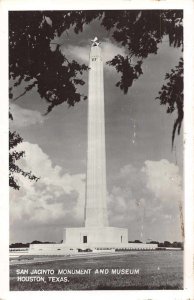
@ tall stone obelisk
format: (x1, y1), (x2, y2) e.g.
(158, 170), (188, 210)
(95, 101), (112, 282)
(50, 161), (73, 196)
(29, 38), (158, 254)
(63, 38), (128, 248)
(85, 37), (108, 227)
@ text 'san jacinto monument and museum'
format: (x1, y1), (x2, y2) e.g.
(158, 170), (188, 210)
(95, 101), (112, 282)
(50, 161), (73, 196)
(29, 38), (157, 254)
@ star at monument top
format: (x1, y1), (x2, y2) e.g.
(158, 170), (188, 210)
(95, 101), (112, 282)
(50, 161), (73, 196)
(91, 37), (100, 47)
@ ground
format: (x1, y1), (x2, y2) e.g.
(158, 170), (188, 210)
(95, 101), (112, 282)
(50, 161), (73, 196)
(10, 251), (183, 290)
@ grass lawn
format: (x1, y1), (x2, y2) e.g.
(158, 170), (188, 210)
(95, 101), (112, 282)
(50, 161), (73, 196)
(10, 251), (183, 290)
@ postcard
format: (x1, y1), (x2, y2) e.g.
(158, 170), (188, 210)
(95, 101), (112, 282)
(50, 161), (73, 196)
(0, 0), (193, 299)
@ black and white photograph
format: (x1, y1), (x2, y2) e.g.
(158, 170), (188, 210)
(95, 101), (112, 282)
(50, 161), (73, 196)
(0, 0), (193, 298)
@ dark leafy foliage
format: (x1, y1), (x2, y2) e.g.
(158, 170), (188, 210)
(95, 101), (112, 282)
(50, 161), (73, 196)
(156, 58), (183, 146)
(9, 11), (95, 189)
(107, 56), (143, 94)
(9, 11), (92, 114)
(101, 10), (183, 144)
(9, 10), (183, 116)
(9, 10), (183, 189)
(102, 10), (183, 56)
(9, 130), (39, 190)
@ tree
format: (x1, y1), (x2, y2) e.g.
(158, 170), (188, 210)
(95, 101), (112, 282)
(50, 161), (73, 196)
(156, 58), (183, 146)
(9, 10), (183, 116)
(163, 241), (172, 247)
(9, 10), (183, 188)
(9, 11), (91, 189)
(101, 10), (183, 145)
(9, 126), (39, 190)
(10, 242), (30, 248)
(147, 241), (159, 244)
(9, 11), (96, 113)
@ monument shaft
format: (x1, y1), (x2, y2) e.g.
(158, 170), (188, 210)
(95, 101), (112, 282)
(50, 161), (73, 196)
(85, 43), (108, 227)
(29, 38), (151, 253)
(62, 39), (128, 248)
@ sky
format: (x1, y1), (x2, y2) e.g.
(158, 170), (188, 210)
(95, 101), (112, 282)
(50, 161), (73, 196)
(9, 14), (183, 244)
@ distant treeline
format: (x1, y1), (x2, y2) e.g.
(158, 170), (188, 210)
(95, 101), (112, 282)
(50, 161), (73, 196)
(10, 240), (183, 249)
(9, 240), (57, 248)
(128, 240), (183, 249)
